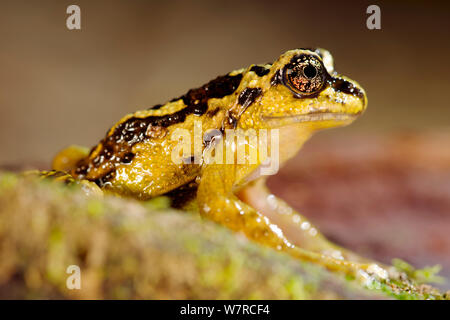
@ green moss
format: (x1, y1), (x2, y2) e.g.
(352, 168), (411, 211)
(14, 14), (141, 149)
(0, 171), (18, 191)
(86, 199), (105, 218)
(142, 196), (171, 210)
(392, 258), (445, 284)
(0, 172), (447, 300)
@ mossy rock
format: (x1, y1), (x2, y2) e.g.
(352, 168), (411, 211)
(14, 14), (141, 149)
(0, 172), (447, 299)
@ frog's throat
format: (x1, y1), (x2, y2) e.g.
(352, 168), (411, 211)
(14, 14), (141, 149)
(261, 112), (359, 127)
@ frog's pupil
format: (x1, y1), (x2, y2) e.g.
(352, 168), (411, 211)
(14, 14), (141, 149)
(303, 65), (317, 79)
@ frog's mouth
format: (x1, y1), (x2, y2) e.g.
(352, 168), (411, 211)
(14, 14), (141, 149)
(262, 112), (359, 126)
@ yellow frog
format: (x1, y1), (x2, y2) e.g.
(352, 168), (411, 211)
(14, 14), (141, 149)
(39, 48), (385, 278)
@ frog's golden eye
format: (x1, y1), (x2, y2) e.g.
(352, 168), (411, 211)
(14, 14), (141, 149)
(282, 55), (327, 97)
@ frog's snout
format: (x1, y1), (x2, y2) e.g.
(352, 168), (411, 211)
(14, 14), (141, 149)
(327, 75), (367, 116)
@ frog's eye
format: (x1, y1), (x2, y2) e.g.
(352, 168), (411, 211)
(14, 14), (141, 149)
(282, 55), (327, 97)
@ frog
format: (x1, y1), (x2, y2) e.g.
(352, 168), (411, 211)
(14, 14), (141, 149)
(39, 48), (389, 279)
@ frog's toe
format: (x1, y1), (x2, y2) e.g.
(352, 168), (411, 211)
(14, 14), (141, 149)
(52, 145), (89, 172)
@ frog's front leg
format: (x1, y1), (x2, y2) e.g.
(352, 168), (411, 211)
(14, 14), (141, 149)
(237, 178), (372, 264)
(197, 163), (377, 277)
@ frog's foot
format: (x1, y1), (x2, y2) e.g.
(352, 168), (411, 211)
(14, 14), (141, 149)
(198, 164), (387, 279)
(23, 170), (103, 197)
(52, 145), (89, 172)
(237, 178), (380, 265)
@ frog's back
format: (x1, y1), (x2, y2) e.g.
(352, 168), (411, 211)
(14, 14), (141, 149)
(64, 71), (248, 199)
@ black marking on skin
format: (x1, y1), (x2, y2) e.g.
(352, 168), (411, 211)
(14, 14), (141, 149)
(76, 73), (243, 182)
(74, 162), (88, 176)
(206, 107), (220, 117)
(250, 65), (270, 77)
(270, 69), (283, 86)
(176, 73), (243, 117)
(238, 87), (263, 109)
(121, 152), (135, 164)
(165, 180), (198, 209)
(220, 87), (261, 132)
(46, 170), (68, 178)
(148, 104), (163, 110)
(39, 170), (76, 186)
(327, 77), (364, 98)
(94, 171), (114, 188)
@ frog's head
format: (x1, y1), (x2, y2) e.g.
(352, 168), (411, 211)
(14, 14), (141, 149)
(238, 48), (367, 131)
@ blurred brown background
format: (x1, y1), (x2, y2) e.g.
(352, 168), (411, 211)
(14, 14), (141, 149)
(0, 0), (449, 164)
